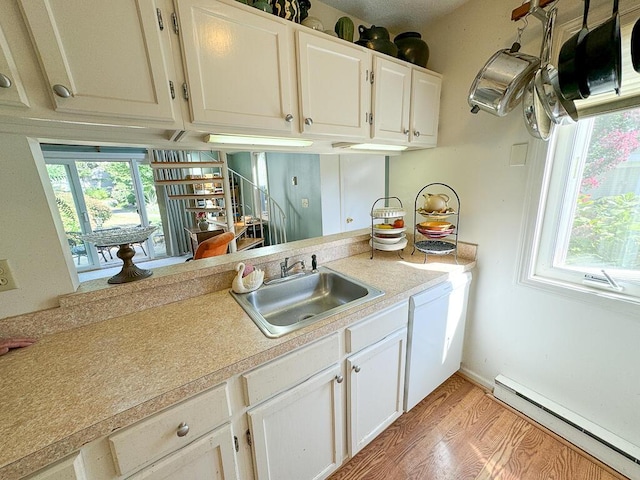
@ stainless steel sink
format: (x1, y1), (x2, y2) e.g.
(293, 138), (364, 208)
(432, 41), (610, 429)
(231, 266), (384, 338)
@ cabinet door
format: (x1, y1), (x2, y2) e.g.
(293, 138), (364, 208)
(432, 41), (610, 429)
(347, 328), (407, 456)
(372, 56), (411, 142)
(0, 22), (29, 109)
(127, 424), (239, 480)
(248, 365), (344, 480)
(18, 0), (178, 124)
(297, 30), (371, 138)
(409, 70), (441, 146)
(175, 0), (295, 133)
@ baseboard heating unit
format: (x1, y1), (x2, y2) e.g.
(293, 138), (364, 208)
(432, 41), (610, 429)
(493, 375), (640, 479)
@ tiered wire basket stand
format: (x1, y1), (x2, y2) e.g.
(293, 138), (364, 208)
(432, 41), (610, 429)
(369, 197), (407, 259)
(412, 183), (460, 263)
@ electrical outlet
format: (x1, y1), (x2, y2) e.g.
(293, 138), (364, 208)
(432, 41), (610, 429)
(0, 259), (17, 292)
(301, 198), (309, 208)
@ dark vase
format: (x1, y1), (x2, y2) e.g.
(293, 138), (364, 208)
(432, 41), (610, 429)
(270, 0), (300, 23)
(394, 32), (429, 68)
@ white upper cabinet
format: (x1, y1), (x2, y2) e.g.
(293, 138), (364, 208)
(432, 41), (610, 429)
(0, 22), (29, 109)
(409, 69), (441, 146)
(297, 30), (371, 138)
(371, 56), (411, 142)
(18, 0), (179, 125)
(174, 0), (296, 134)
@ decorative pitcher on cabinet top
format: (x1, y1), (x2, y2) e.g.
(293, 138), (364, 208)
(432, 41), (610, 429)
(423, 193), (450, 213)
(271, 0), (300, 23)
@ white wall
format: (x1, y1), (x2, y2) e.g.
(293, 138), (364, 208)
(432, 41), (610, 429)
(390, 0), (640, 450)
(0, 134), (78, 318)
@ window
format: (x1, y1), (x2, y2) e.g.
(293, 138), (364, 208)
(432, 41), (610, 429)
(527, 107), (640, 304)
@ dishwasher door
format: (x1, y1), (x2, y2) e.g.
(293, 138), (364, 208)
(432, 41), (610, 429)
(404, 272), (471, 411)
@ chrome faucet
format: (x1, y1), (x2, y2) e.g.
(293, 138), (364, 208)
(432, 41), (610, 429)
(280, 257), (305, 277)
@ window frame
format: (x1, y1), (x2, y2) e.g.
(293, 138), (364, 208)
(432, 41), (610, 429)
(518, 126), (640, 315)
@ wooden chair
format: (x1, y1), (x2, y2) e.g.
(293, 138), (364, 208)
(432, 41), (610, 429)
(194, 232), (235, 259)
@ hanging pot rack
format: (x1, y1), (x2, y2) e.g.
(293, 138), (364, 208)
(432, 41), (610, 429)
(512, 0), (556, 21)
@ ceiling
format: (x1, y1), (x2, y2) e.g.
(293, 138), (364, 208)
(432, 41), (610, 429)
(318, 0), (474, 33)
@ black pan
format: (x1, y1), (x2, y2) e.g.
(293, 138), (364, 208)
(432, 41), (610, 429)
(557, 0), (590, 100)
(580, 0), (621, 96)
(632, 17), (640, 73)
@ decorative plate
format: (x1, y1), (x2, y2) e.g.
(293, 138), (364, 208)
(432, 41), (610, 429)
(370, 237), (408, 251)
(371, 207), (406, 218)
(370, 233), (406, 244)
(372, 225), (406, 235)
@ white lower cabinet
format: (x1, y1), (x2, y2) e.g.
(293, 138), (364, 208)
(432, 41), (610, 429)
(247, 364), (344, 480)
(347, 328), (407, 456)
(127, 424), (238, 480)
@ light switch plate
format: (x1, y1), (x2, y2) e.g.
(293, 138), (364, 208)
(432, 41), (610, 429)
(510, 143), (528, 167)
(0, 259), (17, 291)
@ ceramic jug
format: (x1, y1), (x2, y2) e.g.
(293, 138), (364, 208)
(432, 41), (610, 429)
(423, 193), (450, 213)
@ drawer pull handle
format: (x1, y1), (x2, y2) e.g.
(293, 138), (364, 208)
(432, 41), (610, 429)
(335, 374), (344, 384)
(0, 73), (11, 88)
(176, 422), (190, 437)
(53, 84), (72, 98)
(353, 365), (361, 373)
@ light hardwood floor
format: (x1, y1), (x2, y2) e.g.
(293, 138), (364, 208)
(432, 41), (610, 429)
(329, 374), (627, 480)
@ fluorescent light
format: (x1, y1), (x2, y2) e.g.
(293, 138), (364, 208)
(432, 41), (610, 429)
(332, 142), (408, 152)
(205, 134), (313, 147)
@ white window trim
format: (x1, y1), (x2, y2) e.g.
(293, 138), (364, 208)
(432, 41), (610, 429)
(517, 135), (640, 317)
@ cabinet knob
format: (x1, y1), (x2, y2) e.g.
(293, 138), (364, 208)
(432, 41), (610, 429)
(176, 422), (190, 437)
(0, 73), (11, 88)
(346, 217), (353, 223)
(403, 129), (409, 135)
(304, 117), (313, 126)
(353, 365), (361, 373)
(335, 374), (344, 384)
(414, 130), (421, 138)
(285, 114), (294, 123)
(52, 84), (72, 98)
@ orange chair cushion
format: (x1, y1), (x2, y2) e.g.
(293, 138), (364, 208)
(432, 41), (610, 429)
(194, 232), (235, 259)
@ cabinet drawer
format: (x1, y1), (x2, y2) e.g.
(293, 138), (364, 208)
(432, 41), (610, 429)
(27, 453), (87, 480)
(346, 301), (408, 353)
(109, 383), (230, 476)
(242, 333), (340, 406)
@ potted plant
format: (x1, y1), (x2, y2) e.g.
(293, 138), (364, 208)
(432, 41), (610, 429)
(196, 212), (209, 231)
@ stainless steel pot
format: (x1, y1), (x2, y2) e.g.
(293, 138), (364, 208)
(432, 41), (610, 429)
(533, 7), (577, 125)
(468, 42), (540, 117)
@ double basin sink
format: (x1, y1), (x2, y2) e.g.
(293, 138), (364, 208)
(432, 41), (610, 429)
(231, 266), (384, 338)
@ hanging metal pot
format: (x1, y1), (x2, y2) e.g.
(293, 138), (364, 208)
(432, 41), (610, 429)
(631, 16), (640, 73)
(534, 7), (577, 125)
(558, 0), (590, 100)
(523, 74), (554, 140)
(580, 0), (621, 96)
(468, 24), (540, 117)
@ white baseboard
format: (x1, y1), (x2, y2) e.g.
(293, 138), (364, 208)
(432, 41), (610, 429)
(494, 374), (640, 480)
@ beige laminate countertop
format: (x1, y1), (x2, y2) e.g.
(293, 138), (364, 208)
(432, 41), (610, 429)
(0, 248), (475, 480)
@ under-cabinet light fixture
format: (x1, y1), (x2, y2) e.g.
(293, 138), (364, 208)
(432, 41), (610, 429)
(205, 134), (313, 147)
(332, 142), (408, 152)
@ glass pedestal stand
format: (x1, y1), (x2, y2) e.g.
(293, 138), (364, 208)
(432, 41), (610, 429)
(81, 226), (157, 284)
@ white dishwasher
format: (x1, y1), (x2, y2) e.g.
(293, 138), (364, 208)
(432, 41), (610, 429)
(404, 272), (472, 411)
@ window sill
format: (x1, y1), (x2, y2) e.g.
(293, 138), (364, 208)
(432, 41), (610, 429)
(518, 273), (640, 319)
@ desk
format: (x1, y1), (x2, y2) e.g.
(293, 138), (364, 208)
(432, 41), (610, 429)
(184, 226), (225, 255)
